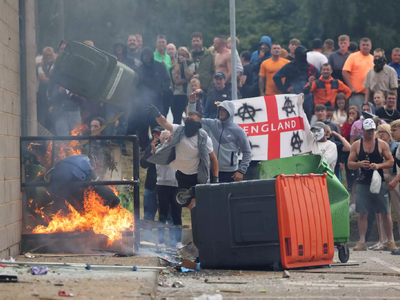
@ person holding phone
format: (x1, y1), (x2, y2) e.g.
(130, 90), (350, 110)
(171, 47), (195, 124)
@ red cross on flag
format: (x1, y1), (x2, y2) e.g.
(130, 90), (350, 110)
(233, 94), (307, 161)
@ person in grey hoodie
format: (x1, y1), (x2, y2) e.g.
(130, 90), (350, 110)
(155, 130), (182, 249)
(188, 93), (252, 182)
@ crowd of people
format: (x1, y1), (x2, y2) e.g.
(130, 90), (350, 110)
(35, 33), (400, 253)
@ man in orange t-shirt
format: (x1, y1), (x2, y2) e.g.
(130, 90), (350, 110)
(259, 44), (290, 95)
(342, 37), (374, 109)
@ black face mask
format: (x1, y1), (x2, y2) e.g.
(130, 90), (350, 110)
(184, 119), (202, 137)
(373, 56), (387, 72)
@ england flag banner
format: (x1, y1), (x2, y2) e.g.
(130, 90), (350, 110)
(233, 94), (307, 161)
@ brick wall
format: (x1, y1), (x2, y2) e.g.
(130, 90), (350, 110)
(0, 0), (36, 259)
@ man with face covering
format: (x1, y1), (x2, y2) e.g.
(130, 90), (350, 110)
(146, 105), (219, 189)
(296, 97), (338, 171)
(128, 47), (171, 150)
(187, 94), (252, 182)
(274, 45), (321, 120)
(363, 48), (398, 103)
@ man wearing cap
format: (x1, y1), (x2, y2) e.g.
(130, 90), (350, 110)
(307, 38), (329, 71)
(204, 72), (234, 119)
(348, 118), (397, 251)
(350, 102), (377, 144)
(307, 121), (338, 171)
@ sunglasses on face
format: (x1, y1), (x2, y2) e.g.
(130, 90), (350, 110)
(152, 132), (161, 136)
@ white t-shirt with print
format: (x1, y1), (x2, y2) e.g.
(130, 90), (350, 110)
(169, 124), (213, 175)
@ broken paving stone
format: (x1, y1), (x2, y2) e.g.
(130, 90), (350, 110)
(282, 270), (291, 278)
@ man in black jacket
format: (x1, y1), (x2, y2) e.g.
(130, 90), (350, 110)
(204, 72), (234, 119)
(128, 47), (171, 150)
(140, 126), (163, 222)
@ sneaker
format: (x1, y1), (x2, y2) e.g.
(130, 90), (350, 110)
(369, 242), (382, 250)
(384, 241), (398, 251)
(391, 248), (400, 255)
(349, 204), (356, 215)
(373, 243), (387, 251)
(176, 242), (184, 249)
(353, 242), (367, 251)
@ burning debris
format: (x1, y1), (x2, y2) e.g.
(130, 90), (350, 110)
(32, 188), (134, 246)
(22, 123), (138, 252)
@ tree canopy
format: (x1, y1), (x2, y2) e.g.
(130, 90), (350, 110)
(37, 0), (400, 57)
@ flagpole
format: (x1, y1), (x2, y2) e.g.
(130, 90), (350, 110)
(229, 0), (237, 100)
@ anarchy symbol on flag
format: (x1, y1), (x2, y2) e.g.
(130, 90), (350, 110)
(233, 94), (306, 161)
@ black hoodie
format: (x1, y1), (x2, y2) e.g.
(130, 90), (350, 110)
(273, 45), (320, 94)
(135, 47), (171, 112)
(113, 39), (134, 69)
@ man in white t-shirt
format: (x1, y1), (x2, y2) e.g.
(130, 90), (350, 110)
(311, 122), (338, 171)
(147, 105), (219, 189)
(307, 38), (329, 71)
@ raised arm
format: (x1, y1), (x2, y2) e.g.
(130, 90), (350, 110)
(331, 131), (351, 152)
(147, 105), (173, 132)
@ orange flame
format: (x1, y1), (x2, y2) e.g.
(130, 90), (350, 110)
(29, 124), (89, 169)
(32, 188), (134, 246)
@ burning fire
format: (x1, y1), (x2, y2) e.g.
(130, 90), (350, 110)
(32, 188), (134, 246)
(28, 124), (88, 168)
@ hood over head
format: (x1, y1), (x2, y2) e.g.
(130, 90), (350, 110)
(113, 39), (127, 56)
(258, 36), (272, 48)
(361, 101), (376, 116)
(258, 36), (272, 54)
(140, 47), (155, 64)
(218, 100), (235, 124)
(294, 45), (308, 62)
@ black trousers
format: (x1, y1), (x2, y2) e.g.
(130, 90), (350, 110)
(171, 95), (188, 124)
(157, 185), (181, 245)
(175, 170), (198, 189)
(210, 171), (236, 183)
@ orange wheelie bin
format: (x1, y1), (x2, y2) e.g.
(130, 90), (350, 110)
(275, 174), (335, 269)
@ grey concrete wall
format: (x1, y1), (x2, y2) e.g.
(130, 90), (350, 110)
(0, 0), (36, 259)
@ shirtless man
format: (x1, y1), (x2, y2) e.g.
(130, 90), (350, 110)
(214, 36), (232, 83)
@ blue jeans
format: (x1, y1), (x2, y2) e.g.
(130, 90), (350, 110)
(143, 188), (173, 222)
(143, 189), (158, 221)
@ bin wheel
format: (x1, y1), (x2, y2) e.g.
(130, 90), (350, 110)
(338, 244), (349, 263)
(175, 188), (192, 207)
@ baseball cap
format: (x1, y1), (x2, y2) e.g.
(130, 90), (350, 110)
(363, 118), (376, 130)
(312, 38), (323, 49)
(151, 126), (163, 134)
(311, 121), (326, 131)
(214, 72), (226, 79)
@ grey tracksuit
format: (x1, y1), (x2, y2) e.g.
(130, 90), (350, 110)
(188, 100), (252, 174)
